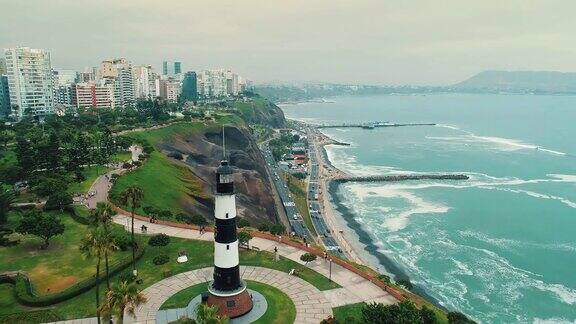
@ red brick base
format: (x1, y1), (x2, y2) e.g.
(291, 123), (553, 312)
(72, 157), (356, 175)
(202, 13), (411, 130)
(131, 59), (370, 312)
(206, 289), (253, 319)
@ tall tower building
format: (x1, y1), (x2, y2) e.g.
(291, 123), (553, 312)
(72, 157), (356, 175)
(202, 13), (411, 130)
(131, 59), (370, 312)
(207, 154), (253, 318)
(162, 61), (182, 77)
(4, 47), (54, 119)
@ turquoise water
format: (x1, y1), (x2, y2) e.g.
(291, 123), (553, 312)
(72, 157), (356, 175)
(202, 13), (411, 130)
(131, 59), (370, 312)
(280, 94), (576, 323)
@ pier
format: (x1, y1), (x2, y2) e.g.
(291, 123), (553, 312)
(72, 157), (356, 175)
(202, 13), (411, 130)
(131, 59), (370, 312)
(333, 173), (469, 183)
(316, 121), (436, 129)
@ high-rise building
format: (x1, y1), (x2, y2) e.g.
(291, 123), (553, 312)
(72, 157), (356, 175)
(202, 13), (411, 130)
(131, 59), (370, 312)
(98, 58), (134, 108)
(133, 65), (159, 100)
(4, 47), (54, 119)
(162, 61), (182, 76)
(52, 69), (78, 107)
(73, 82), (115, 109)
(0, 75), (10, 118)
(197, 69), (228, 98)
(159, 77), (181, 103)
(0, 58), (6, 75)
(180, 71), (198, 102)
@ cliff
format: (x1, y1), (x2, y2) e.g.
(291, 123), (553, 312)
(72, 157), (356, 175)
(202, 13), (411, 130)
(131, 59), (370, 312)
(157, 124), (278, 224)
(454, 70), (576, 93)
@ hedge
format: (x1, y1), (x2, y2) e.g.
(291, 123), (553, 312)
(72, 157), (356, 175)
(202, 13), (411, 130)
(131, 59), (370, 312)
(0, 309), (62, 322)
(9, 247), (145, 307)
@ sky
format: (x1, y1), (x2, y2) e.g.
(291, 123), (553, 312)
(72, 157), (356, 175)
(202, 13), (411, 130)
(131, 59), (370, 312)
(1, 0), (575, 85)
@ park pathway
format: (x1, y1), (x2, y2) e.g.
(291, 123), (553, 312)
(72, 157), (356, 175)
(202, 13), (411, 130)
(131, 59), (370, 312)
(113, 215), (397, 311)
(127, 266), (332, 324)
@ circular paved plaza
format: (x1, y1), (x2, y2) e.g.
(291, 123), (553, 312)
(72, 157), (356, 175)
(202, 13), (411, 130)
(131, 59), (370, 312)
(126, 266), (333, 324)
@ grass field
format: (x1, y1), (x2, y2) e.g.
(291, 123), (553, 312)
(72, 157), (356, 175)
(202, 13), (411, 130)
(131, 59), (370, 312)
(109, 151), (208, 219)
(0, 210), (129, 296)
(1, 231), (337, 319)
(159, 280), (295, 324)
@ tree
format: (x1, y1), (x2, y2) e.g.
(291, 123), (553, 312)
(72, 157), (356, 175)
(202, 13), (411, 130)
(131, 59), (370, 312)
(119, 186), (144, 275)
(99, 280), (147, 324)
(300, 252), (317, 264)
(91, 202), (115, 227)
(0, 186), (14, 225)
(16, 210), (65, 249)
(0, 130), (13, 149)
(447, 311), (476, 324)
(420, 306), (439, 324)
(238, 230), (252, 248)
(44, 190), (73, 211)
(32, 175), (68, 197)
(195, 303), (229, 324)
(362, 300), (422, 324)
(80, 228), (107, 324)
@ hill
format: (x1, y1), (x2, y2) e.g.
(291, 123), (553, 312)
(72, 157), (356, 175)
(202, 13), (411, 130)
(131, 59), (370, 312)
(453, 70), (576, 93)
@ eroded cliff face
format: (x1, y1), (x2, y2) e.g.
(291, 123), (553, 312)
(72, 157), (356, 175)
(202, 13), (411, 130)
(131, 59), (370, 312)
(157, 125), (277, 224)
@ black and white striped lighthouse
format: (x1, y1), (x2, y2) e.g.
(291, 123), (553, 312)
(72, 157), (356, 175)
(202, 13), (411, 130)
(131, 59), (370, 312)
(211, 160), (241, 291)
(206, 135), (253, 318)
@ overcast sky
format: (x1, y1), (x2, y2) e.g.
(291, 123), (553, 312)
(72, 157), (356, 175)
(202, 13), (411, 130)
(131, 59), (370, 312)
(1, 0), (575, 85)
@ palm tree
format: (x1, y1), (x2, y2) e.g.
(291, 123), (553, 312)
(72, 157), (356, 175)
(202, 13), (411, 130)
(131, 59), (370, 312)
(196, 303), (230, 324)
(99, 280), (147, 324)
(80, 228), (107, 324)
(119, 186), (143, 275)
(92, 202), (115, 227)
(92, 202), (118, 290)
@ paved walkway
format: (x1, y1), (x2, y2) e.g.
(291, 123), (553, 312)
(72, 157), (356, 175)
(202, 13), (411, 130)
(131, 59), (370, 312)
(113, 215), (397, 309)
(126, 266), (332, 324)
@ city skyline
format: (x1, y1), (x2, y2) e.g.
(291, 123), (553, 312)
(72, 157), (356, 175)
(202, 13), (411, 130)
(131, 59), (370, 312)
(2, 1), (576, 85)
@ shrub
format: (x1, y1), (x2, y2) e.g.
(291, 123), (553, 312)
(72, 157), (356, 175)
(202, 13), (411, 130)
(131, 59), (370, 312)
(153, 254), (169, 265)
(122, 162), (132, 169)
(377, 274), (391, 284)
(447, 311), (476, 324)
(397, 279), (414, 290)
(132, 161), (142, 167)
(300, 253), (317, 263)
(148, 233), (170, 246)
(257, 223), (270, 232)
(114, 232), (132, 251)
(168, 152), (183, 160)
(270, 224), (286, 235)
(237, 218), (250, 228)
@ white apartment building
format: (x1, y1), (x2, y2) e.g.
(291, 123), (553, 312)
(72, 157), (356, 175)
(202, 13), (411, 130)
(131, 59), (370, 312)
(4, 47), (54, 119)
(98, 58), (134, 108)
(197, 69), (247, 98)
(197, 69), (228, 98)
(133, 65), (160, 100)
(159, 77), (181, 103)
(74, 82), (114, 109)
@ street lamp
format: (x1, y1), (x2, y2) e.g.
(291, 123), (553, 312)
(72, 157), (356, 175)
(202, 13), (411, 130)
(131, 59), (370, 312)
(329, 258), (332, 282)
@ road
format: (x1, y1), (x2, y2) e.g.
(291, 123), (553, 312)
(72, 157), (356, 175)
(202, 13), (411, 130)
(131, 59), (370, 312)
(305, 129), (345, 258)
(260, 143), (313, 242)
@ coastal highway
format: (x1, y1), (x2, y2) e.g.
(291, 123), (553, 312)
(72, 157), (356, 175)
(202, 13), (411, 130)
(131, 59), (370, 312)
(260, 143), (312, 241)
(306, 133), (345, 258)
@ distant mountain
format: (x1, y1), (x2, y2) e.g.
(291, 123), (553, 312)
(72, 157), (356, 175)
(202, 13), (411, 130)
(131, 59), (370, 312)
(454, 71), (576, 93)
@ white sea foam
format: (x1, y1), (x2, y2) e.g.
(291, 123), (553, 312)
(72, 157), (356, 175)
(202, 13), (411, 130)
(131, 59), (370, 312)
(430, 125), (568, 156)
(346, 183), (450, 231)
(459, 230), (576, 253)
(534, 317), (576, 324)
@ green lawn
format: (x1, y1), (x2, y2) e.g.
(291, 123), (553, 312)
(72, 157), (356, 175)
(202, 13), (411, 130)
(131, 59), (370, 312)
(111, 151), (132, 162)
(68, 165), (111, 193)
(1, 233), (337, 319)
(109, 151), (208, 219)
(0, 210), (130, 297)
(160, 282), (208, 310)
(249, 280), (296, 324)
(127, 122), (206, 146)
(333, 302), (365, 323)
(159, 280), (296, 324)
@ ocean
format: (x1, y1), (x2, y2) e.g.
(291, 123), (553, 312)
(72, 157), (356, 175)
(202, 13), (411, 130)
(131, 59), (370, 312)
(280, 94), (576, 323)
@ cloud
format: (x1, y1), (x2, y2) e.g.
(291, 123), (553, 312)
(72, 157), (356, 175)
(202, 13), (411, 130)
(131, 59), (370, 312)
(1, 0), (576, 84)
